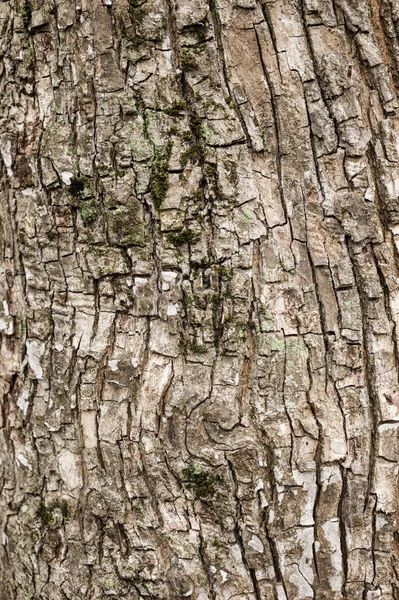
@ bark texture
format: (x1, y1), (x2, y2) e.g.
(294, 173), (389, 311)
(1, 0), (399, 598)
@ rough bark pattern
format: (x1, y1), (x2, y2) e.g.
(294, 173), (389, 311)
(1, 0), (399, 598)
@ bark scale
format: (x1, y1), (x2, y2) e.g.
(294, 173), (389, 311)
(1, 0), (399, 598)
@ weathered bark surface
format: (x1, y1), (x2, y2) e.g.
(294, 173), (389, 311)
(1, 0), (399, 598)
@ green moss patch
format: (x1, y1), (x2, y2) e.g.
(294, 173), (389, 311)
(107, 204), (145, 246)
(167, 229), (200, 246)
(128, 0), (146, 45)
(20, 0), (32, 29)
(182, 463), (220, 500)
(68, 176), (86, 198)
(164, 100), (187, 117)
(181, 21), (208, 43)
(80, 199), (98, 225)
(37, 501), (70, 529)
(181, 49), (197, 71)
(150, 141), (173, 210)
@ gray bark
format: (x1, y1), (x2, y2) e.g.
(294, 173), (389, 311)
(1, 0), (399, 598)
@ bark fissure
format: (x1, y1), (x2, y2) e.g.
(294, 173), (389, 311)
(1, 0), (399, 598)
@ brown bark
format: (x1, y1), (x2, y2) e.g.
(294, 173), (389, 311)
(1, 0), (399, 598)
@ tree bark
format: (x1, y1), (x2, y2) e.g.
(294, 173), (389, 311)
(1, 0), (399, 598)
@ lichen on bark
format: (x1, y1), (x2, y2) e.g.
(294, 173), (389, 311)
(1, 0), (399, 599)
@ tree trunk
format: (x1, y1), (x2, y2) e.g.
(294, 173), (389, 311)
(1, 0), (399, 598)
